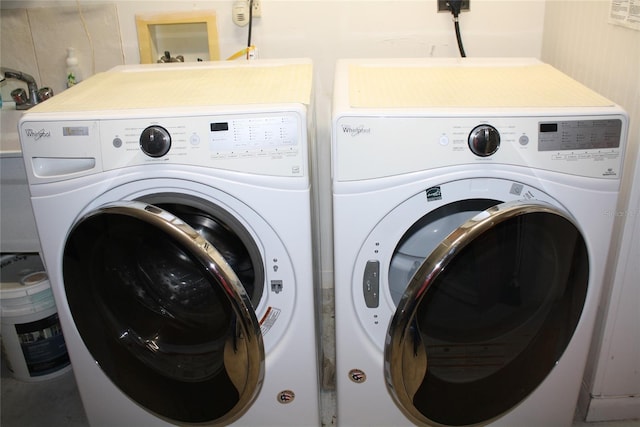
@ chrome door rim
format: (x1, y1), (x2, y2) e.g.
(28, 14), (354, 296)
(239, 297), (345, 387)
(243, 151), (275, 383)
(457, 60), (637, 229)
(75, 200), (265, 426)
(383, 200), (580, 426)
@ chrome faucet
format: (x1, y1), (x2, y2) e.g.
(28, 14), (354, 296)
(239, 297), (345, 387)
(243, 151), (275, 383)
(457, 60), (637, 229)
(1, 67), (53, 110)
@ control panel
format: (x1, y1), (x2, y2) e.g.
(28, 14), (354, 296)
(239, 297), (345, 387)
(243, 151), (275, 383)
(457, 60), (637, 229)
(334, 115), (626, 181)
(20, 111), (306, 183)
(537, 119), (622, 151)
(102, 113), (302, 174)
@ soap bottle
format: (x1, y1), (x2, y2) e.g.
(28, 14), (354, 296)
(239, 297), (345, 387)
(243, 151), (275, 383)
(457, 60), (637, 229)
(66, 47), (82, 88)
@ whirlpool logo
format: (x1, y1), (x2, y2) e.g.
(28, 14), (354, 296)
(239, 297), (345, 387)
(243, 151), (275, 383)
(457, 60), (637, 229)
(25, 128), (51, 141)
(341, 124), (371, 137)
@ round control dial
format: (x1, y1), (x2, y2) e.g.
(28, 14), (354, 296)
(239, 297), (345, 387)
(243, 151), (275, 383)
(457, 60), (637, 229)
(468, 124), (500, 157)
(140, 125), (171, 158)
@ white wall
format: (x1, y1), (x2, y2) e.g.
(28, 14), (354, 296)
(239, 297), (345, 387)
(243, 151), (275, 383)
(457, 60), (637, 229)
(1, 0), (547, 288)
(541, 0), (640, 421)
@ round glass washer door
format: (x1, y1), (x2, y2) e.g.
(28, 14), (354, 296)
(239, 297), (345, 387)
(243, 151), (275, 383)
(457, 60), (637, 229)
(383, 195), (589, 426)
(63, 196), (265, 426)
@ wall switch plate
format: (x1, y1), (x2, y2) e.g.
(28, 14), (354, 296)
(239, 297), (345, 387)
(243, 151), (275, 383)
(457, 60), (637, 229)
(437, 0), (470, 13)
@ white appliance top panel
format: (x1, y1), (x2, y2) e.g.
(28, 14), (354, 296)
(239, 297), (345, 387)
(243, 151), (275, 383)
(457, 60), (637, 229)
(336, 58), (613, 109)
(29, 59), (313, 113)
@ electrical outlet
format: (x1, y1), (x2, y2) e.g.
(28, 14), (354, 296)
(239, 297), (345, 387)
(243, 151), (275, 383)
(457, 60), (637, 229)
(437, 0), (470, 13)
(251, 0), (261, 18)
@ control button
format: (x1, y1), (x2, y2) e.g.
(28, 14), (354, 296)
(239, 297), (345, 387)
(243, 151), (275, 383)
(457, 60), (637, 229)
(140, 125), (171, 158)
(270, 280), (283, 294)
(439, 135), (449, 146)
(519, 135), (529, 146)
(112, 137), (123, 148)
(468, 124), (500, 157)
(363, 260), (380, 308)
(190, 133), (200, 145)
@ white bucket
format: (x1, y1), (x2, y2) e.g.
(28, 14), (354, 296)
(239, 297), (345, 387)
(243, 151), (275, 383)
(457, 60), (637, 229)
(0, 254), (71, 381)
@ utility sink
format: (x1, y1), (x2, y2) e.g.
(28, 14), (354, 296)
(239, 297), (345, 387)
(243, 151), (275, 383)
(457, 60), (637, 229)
(1, 101), (40, 253)
(1, 102), (23, 157)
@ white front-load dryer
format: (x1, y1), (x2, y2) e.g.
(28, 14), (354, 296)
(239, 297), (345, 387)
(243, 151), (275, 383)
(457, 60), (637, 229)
(19, 59), (320, 426)
(331, 58), (628, 426)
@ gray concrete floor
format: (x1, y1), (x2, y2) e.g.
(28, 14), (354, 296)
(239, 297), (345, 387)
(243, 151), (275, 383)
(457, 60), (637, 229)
(1, 361), (87, 427)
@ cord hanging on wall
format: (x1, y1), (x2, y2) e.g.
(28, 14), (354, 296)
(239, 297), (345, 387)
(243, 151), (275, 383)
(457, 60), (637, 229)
(438, 0), (468, 57)
(229, 0), (259, 60)
(448, 0), (467, 57)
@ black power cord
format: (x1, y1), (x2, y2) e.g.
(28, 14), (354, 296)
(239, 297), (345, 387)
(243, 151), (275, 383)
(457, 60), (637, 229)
(448, 0), (466, 57)
(247, 0), (254, 59)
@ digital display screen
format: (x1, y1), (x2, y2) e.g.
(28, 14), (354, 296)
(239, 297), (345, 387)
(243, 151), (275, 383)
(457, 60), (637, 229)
(538, 119), (622, 152)
(210, 122), (229, 132)
(539, 123), (558, 133)
(63, 127), (89, 136)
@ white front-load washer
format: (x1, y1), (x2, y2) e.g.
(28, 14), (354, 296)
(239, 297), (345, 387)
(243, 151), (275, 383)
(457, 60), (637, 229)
(331, 58), (628, 426)
(19, 59), (320, 426)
